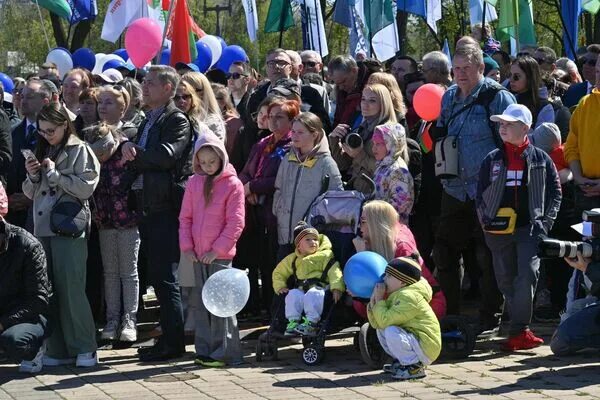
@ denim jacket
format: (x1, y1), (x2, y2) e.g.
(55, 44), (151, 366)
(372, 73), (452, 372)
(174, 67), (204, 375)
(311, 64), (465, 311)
(476, 144), (562, 236)
(437, 78), (516, 201)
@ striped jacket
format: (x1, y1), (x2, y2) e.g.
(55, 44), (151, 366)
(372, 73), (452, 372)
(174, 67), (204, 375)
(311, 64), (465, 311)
(476, 144), (562, 235)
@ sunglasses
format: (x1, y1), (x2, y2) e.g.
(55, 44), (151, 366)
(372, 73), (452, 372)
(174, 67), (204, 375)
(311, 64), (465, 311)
(267, 60), (290, 69)
(226, 72), (247, 80)
(174, 94), (192, 101)
(510, 73), (521, 82)
(302, 61), (317, 68)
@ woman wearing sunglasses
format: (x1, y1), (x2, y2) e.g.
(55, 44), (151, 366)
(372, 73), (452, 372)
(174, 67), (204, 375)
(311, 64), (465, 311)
(181, 72), (226, 142)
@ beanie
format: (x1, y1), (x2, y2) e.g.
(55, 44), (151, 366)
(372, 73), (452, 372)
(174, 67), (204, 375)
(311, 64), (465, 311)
(483, 54), (500, 76)
(529, 122), (561, 153)
(0, 182), (7, 219)
(293, 221), (319, 248)
(385, 257), (422, 286)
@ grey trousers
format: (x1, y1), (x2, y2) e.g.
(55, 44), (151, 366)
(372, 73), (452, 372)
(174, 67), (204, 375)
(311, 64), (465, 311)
(99, 228), (140, 322)
(193, 261), (242, 364)
(484, 226), (540, 335)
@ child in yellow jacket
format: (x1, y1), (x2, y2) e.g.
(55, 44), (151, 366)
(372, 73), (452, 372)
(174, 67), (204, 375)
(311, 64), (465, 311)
(368, 256), (442, 380)
(273, 222), (345, 336)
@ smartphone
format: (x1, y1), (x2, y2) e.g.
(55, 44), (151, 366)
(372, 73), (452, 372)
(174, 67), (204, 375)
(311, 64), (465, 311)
(21, 149), (36, 161)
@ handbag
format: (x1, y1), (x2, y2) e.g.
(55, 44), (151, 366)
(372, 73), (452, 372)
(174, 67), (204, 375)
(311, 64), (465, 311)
(50, 194), (90, 238)
(434, 135), (459, 178)
(484, 207), (517, 235)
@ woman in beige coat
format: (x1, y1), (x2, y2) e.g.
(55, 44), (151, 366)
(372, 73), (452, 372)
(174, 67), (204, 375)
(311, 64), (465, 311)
(23, 103), (100, 368)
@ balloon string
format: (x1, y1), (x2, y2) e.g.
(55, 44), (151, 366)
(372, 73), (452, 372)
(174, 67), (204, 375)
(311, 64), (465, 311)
(34, 0), (52, 52)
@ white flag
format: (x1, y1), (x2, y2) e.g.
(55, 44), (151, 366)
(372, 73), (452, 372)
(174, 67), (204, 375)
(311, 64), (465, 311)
(469, 0), (498, 26)
(371, 22), (399, 62)
(101, 0), (147, 43)
(426, 0), (442, 33)
(299, 0), (329, 57)
(242, 0), (258, 42)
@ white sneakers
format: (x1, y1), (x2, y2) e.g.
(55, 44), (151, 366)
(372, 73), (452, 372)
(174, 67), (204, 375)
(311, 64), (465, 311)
(19, 342), (46, 373)
(75, 352), (98, 368)
(101, 320), (119, 341)
(101, 315), (138, 342)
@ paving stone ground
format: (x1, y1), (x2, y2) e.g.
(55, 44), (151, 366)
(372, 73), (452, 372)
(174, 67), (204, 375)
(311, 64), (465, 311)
(1, 321), (600, 399)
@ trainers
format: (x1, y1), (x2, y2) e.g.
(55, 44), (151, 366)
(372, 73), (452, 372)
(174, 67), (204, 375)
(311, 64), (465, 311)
(75, 352), (98, 367)
(391, 363), (426, 380)
(503, 329), (544, 351)
(284, 319), (300, 336)
(42, 355), (75, 366)
(120, 315), (137, 342)
(382, 359), (400, 374)
(101, 320), (119, 341)
(19, 342), (45, 373)
(295, 317), (319, 336)
(194, 356), (225, 368)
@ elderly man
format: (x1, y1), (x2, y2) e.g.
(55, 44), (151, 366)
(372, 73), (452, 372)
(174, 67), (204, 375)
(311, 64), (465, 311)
(300, 50), (324, 75)
(433, 44), (516, 331)
(563, 44), (600, 108)
(122, 65), (194, 362)
(422, 51), (452, 87)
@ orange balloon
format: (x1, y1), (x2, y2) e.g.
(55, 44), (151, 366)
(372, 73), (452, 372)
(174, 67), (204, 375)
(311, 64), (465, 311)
(413, 84), (445, 122)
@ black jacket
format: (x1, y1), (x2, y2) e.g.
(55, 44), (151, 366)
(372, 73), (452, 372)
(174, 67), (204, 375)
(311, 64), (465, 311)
(0, 220), (49, 330)
(130, 101), (194, 214)
(0, 108), (11, 186)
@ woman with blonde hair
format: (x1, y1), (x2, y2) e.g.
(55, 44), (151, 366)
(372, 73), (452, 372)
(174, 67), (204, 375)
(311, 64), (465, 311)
(96, 85), (137, 139)
(174, 80), (206, 133)
(181, 72), (226, 141)
(367, 72), (407, 123)
(329, 83), (397, 194)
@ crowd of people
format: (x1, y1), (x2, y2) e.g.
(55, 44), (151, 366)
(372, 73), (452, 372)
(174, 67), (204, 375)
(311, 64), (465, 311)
(1, 28), (600, 379)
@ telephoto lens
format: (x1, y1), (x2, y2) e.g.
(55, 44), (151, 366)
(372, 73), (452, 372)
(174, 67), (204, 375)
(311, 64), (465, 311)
(537, 238), (594, 258)
(344, 131), (363, 149)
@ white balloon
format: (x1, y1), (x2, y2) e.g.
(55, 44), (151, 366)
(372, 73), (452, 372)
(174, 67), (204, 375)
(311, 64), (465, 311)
(46, 48), (73, 77)
(93, 53), (106, 74)
(199, 35), (222, 67)
(95, 54), (124, 74)
(202, 268), (250, 318)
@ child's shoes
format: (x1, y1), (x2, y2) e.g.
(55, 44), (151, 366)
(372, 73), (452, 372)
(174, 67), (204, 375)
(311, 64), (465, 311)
(284, 319), (300, 336)
(391, 362), (426, 380)
(194, 355), (226, 368)
(382, 359), (400, 374)
(295, 317), (319, 336)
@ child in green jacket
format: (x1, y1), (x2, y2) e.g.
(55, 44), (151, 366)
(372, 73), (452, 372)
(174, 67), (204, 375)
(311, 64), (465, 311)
(368, 256), (442, 380)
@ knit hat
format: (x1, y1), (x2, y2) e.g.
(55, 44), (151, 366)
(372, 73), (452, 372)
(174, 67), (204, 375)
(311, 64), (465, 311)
(293, 221), (319, 248)
(529, 122), (561, 153)
(385, 257), (422, 286)
(483, 54), (500, 76)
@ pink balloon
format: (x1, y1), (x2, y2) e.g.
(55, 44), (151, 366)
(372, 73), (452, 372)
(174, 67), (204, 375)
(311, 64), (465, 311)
(125, 18), (162, 68)
(413, 83), (445, 122)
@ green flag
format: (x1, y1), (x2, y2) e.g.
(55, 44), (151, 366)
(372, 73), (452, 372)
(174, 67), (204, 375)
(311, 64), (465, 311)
(33, 0), (72, 20)
(364, 0), (394, 37)
(583, 0), (600, 14)
(518, 0), (536, 46)
(485, 0), (498, 6)
(265, 0), (294, 33)
(496, 0), (518, 41)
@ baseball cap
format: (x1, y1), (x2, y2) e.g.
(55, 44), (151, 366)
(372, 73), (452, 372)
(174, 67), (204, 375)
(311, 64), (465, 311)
(490, 104), (533, 127)
(95, 68), (124, 84)
(175, 62), (200, 72)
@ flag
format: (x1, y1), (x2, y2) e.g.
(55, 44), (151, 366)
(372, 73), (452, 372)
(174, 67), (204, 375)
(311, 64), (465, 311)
(442, 38), (452, 66)
(418, 122), (434, 153)
(371, 19), (398, 61)
(66, 0), (97, 23)
(563, 0), (582, 59)
(299, 0), (328, 56)
(333, 0), (353, 27)
(242, 0), (258, 42)
(364, 0), (395, 37)
(496, 0), (518, 41)
(265, 0), (295, 33)
(396, 0), (426, 17)
(426, 0), (441, 32)
(349, 4), (369, 57)
(169, 0), (197, 66)
(518, 0), (536, 46)
(33, 0), (72, 20)
(101, 0), (146, 43)
(583, 0), (600, 14)
(469, 0), (498, 26)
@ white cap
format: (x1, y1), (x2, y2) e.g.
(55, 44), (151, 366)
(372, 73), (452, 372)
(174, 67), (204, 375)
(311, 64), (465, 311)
(490, 104), (533, 127)
(95, 68), (124, 84)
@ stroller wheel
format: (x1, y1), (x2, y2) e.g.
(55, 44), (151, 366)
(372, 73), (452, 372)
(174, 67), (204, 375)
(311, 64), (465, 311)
(440, 315), (476, 359)
(358, 322), (386, 369)
(302, 345), (324, 365)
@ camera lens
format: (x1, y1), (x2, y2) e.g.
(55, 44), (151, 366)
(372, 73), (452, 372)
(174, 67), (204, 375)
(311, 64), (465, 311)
(344, 132), (363, 149)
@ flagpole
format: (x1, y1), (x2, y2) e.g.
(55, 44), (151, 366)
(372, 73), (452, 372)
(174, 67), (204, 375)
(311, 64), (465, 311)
(278, 0), (289, 47)
(156, 0), (177, 64)
(482, 0), (487, 41)
(34, 0), (52, 51)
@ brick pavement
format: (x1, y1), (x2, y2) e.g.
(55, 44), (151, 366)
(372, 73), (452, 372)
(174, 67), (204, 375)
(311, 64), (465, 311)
(1, 322), (599, 400)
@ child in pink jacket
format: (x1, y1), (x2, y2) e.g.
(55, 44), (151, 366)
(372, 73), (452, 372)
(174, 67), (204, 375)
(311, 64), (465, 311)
(179, 131), (245, 368)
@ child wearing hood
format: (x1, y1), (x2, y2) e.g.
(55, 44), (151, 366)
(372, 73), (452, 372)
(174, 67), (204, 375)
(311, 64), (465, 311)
(372, 123), (415, 224)
(179, 131), (245, 367)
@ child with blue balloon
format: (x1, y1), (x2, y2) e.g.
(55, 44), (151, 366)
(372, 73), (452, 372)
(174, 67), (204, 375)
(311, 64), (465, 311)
(367, 256), (441, 380)
(272, 222), (345, 336)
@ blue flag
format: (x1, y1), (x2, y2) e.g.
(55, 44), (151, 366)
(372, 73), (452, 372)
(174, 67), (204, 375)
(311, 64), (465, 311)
(397, 0), (426, 17)
(442, 38), (452, 67)
(561, 0), (581, 60)
(67, 0), (98, 23)
(333, 0), (354, 27)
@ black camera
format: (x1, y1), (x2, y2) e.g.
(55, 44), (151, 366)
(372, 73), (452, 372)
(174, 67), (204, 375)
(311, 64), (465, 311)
(344, 130), (363, 149)
(537, 209), (600, 261)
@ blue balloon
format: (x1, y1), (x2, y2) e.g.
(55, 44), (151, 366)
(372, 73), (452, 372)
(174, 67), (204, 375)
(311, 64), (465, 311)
(216, 36), (227, 51)
(160, 48), (171, 65)
(113, 48), (129, 61)
(194, 41), (212, 73)
(344, 251), (387, 298)
(102, 59), (127, 71)
(0, 72), (14, 94)
(72, 48), (96, 71)
(215, 45), (249, 72)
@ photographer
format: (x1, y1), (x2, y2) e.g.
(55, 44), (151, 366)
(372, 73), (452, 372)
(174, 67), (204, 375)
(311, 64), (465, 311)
(550, 252), (600, 355)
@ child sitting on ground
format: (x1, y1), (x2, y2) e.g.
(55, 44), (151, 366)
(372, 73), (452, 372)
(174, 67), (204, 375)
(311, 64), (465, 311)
(272, 222), (345, 336)
(367, 257), (441, 380)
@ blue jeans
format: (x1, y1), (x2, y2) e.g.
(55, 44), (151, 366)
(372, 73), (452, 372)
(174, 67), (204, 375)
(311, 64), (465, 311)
(0, 316), (48, 362)
(551, 303), (600, 355)
(139, 210), (184, 350)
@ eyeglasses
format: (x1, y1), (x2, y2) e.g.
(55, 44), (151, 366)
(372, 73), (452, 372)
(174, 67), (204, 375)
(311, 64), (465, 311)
(174, 94), (192, 101)
(267, 60), (290, 69)
(510, 73), (521, 82)
(226, 72), (247, 80)
(302, 61), (317, 68)
(38, 124), (63, 137)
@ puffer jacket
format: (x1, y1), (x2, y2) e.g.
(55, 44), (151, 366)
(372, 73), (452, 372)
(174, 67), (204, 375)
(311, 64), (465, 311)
(367, 278), (442, 363)
(373, 123), (414, 224)
(0, 220), (50, 330)
(272, 234), (345, 293)
(273, 137), (343, 245)
(22, 135), (100, 238)
(179, 131), (245, 260)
